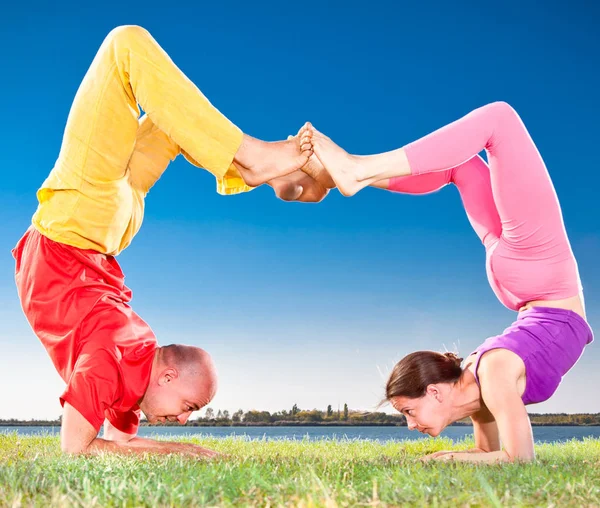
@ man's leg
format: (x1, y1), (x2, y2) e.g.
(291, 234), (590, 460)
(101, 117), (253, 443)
(126, 114), (181, 195)
(50, 25), (309, 193)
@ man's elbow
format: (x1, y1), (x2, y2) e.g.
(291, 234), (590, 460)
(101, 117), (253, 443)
(103, 428), (135, 443)
(60, 440), (88, 455)
(60, 435), (97, 455)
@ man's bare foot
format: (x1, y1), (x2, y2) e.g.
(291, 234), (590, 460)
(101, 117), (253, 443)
(233, 127), (313, 187)
(268, 170), (329, 203)
(309, 126), (368, 196)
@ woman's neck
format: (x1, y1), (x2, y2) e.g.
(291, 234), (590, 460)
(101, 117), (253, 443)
(448, 369), (484, 423)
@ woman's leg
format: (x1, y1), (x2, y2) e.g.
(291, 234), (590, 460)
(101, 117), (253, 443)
(50, 25), (309, 193)
(312, 102), (580, 307)
(315, 102), (567, 252)
(384, 155), (502, 250)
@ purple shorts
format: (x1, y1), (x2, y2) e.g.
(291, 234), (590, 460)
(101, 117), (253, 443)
(471, 307), (593, 405)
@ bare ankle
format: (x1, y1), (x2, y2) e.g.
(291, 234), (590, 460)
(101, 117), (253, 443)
(233, 134), (256, 169)
(233, 162), (263, 188)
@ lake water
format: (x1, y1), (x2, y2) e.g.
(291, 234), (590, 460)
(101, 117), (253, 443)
(2, 425), (600, 443)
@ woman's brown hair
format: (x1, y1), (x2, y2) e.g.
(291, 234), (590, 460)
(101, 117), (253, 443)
(385, 351), (463, 401)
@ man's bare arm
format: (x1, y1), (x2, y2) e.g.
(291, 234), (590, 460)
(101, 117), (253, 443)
(103, 419), (137, 442)
(62, 403), (218, 457)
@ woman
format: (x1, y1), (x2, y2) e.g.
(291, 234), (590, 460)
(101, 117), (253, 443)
(304, 102), (594, 463)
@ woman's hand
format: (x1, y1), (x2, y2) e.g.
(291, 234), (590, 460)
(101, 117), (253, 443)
(421, 450), (455, 461)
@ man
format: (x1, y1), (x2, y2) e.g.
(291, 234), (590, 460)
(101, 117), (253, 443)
(13, 25), (325, 457)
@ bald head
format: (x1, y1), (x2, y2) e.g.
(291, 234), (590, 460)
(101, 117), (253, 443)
(140, 344), (218, 424)
(158, 344), (218, 399)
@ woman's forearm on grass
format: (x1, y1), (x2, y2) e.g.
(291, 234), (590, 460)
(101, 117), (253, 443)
(443, 450), (526, 463)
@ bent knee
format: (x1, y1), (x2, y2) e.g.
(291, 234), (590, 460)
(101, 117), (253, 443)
(486, 101), (521, 123)
(106, 25), (152, 45)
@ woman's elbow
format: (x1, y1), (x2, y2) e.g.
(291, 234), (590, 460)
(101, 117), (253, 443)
(506, 449), (536, 463)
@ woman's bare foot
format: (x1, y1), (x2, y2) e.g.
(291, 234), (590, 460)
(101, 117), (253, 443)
(308, 127), (368, 196)
(233, 126), (313, 187)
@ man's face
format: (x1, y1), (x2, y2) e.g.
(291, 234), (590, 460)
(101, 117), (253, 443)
(139, 368), (214, 425)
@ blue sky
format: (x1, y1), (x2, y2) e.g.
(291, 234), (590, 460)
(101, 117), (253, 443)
(0, 0), (598, 420)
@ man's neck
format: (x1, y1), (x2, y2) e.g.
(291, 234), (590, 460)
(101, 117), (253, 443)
(138, 347), (161, 405)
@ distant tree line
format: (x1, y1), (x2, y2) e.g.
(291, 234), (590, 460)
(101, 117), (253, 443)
(528, 413), (600, 426)
(185, 403), (406, 426)
(2, 409), (600, 427)
(0, 418), (63, 427)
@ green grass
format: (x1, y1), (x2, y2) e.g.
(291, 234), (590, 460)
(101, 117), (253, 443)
(1, 433), (599, 507)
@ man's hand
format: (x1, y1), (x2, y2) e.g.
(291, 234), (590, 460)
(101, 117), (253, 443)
(99, 437), (222, 458)
(62, 402), (220, 458)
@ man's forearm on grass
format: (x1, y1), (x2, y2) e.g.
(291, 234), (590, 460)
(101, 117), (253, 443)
(85, 436), (205, 455)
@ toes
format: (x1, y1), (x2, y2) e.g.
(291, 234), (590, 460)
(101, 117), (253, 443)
(302, 132), (313, 145)
(299, 131), (311, 143)
(299, 122), (314, 139)
(297, 122), (312, 137)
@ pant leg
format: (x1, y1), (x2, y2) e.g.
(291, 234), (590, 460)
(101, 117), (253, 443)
(403, 102), (580, 307)
(59, 25), (243, 185)
(33, 25), (249, 254)
(127, 114), (180, 195)
(388, 155), (502, 250)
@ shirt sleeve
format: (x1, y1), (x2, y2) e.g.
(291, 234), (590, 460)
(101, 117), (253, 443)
(104, 407), (141, 436)
(59, 349), (120, 432)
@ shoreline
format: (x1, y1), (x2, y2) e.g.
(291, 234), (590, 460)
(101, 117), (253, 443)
(1, 422), (599, 428)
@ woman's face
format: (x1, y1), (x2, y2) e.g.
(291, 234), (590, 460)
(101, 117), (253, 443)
(391, 386), (451, 437)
